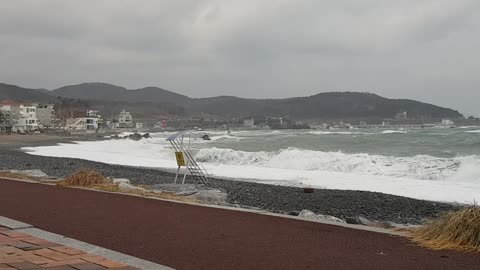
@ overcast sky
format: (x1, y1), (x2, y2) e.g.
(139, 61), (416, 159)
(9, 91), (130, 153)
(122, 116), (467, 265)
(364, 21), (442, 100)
(1, 1), (479, 116)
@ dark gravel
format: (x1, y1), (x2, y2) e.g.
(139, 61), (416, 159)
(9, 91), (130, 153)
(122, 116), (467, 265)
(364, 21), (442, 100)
(0, 150), (459, 225)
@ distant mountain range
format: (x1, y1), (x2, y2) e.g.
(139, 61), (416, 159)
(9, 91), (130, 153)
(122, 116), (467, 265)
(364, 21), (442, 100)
(0, 82), (464, 120)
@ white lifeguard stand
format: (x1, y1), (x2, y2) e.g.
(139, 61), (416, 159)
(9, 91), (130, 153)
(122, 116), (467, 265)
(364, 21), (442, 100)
(166, 131), (211, 186)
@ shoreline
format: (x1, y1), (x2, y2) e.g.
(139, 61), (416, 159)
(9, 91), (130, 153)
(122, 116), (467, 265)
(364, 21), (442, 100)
(0, 134), (461, 225)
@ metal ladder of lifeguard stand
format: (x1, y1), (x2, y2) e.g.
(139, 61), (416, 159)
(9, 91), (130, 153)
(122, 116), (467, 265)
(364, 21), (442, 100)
(166, 131), (211, 186)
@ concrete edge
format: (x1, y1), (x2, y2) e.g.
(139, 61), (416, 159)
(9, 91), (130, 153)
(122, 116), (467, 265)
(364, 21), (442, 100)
(0, 176), (406, 236)
(0, 216), (33, 230)
(0, 216), (174, 270)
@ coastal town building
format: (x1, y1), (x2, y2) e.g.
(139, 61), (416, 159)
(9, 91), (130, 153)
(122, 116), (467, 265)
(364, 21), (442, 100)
(395, 112), (408, 120)
(0, 100), (40, 132)
(36, 104), (57, 128)
(266, 117), (283, 126)
(65, 110), (103, 131)
(118, 109), (133, 128)
(66, 117), (99, 130)
(87, 110), (104, 128)
(0, 100), (19, 131)
(243, 118), (255, 127)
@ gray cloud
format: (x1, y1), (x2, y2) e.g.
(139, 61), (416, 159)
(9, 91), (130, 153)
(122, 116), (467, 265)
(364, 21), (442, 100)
(1, 0), (479, 116)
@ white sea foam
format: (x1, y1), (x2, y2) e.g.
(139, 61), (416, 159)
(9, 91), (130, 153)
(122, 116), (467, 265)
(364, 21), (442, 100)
(466, 130), (480, 133)
(381, 130), (407, 134)
(22, 138), (480, 203)
(195, 147), (478, 181)
(308, 131), (369, 135)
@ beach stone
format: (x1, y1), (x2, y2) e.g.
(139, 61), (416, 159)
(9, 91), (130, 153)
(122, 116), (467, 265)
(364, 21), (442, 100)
(345, 217), (361, 225)
(9, 169), (49, 179)
(151, 183), (227, 204)
(190, 189), (227, 204)
(299, 210), (345, 223)
(118, 182), (146, 192)
(358, 216), (375, 226)
(142, 133), (151, 139)
(127, 133), (143, 141)
(113, 178), (131, 185)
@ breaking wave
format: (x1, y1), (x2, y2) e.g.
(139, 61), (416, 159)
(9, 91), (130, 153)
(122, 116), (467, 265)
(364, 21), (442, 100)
(382, 130), (407, 134)
(307, 131), (369, 135)
(195, 147), (480, 182)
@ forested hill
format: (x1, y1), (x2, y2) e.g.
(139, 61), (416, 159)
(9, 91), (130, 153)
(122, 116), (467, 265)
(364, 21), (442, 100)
(0, 82), (464, 120)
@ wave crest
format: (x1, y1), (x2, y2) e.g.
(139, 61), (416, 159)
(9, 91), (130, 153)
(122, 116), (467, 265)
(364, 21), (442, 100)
(195, 147), (480, 182)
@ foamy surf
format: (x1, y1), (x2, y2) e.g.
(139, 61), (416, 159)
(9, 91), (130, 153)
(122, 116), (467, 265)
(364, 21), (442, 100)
(22, 130), (480, 204)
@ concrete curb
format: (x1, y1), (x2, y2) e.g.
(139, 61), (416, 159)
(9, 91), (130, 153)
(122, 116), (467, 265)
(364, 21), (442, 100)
(0, 216), (174, 270)
(0, 216), (33, 230)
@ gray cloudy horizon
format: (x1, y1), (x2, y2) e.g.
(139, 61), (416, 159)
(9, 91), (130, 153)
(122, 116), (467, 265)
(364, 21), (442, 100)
(1, 0), (479, 116)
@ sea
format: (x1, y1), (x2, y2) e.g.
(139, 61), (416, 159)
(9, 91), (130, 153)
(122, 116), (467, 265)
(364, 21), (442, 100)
(23, 127), (480, 204)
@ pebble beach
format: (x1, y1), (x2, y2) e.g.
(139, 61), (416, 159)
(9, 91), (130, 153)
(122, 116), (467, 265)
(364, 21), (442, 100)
(0, 134), (460, 225)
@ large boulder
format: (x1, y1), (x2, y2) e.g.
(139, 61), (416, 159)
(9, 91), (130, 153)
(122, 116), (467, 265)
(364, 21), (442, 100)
(127, 133), (143, 141)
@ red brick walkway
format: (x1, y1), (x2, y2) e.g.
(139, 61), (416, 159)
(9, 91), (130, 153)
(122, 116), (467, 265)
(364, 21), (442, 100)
(0, 226), (137, 270)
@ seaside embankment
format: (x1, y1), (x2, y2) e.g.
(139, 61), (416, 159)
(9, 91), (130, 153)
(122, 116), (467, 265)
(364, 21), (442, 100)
(0, 134), (459, 225)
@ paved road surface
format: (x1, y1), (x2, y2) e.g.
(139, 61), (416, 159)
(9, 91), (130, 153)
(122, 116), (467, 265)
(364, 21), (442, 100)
(0, 178), (478, 270)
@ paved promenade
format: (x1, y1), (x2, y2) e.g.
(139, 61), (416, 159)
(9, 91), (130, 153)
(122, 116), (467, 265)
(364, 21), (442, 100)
(0, 226), (138, 270)
(1, 178), (479, 270)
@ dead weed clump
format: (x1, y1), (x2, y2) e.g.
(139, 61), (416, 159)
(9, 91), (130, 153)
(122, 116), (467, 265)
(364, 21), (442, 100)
(409, 205), (480, 252)
(57, 169), (119, 192)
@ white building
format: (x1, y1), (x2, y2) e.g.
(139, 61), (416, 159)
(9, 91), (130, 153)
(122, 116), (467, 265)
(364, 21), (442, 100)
(395, 112), (407, 120)
(87, 110), (103, 127)
(66, 117), (99, 130)
(0, 100), (39, 132)
(118, 109), (133, 128)
(243, 118), (255, 127)
(37, 104), (56, 128)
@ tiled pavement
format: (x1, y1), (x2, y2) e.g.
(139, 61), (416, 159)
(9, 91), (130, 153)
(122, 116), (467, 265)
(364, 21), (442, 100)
(0, 226), (139, 270)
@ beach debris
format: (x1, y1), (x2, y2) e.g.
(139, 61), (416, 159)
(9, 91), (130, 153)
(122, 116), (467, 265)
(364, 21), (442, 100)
(112, 178), (147, 192)
(57, 169), (116, 187)
(409, 205), (480, 252)
(152, 183), (227, 204)
(118, 182), (147, 192)
(9, 169), (49, 179)
(299, 210), (346, 223)
(303, 187), (315, 193)
(113, 178), (131, 185)
(345, 217), (361, 224)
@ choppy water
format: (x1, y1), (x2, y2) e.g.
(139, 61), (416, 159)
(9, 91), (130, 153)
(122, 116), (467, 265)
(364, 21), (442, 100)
(23, 127), (480, 203)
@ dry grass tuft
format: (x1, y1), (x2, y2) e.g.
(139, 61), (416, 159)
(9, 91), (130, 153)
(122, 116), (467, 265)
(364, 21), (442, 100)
(57, 169), (119, 191)
(57, 169), (198, 203)
(409, 205), (480, 252)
